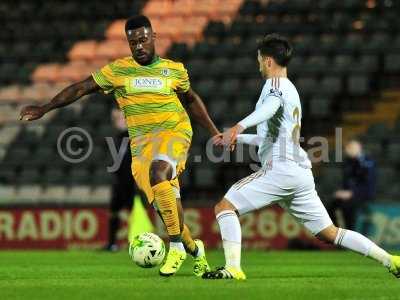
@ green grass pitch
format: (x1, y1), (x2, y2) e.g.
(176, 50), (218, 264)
(0, 250), (399, 300)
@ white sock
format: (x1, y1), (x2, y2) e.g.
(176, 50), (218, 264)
(169, 241), (185, 252)
(195, 245), (204, 258)
(334, 228), (392, 268)
(216, 210), (242, 269)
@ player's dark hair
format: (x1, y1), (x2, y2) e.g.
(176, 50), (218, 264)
(257, 34), (293, 67)
(125, 15), (152, 32)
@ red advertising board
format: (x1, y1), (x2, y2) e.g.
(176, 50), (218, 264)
(0, 206), (328, 249)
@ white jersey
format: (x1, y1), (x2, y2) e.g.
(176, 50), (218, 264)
(226, 77), (332, 234)
(254, 77), (311, 168)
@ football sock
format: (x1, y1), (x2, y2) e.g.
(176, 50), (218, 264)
(216, 210), (242, 269)
(169, 241), (185, 252)
(334, 228), (391, 268)
(182, 224), (199, 257)
(153, 181), (181, 237)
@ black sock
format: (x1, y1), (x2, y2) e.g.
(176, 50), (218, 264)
(108, 214), (120, 246)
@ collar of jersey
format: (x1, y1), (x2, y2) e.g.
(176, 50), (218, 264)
(133, 55), (161, 68)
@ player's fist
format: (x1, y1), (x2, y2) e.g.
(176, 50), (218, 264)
(20, 105), (46, 121)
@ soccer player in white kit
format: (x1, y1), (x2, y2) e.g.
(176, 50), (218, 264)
(202, 34), (400, 280)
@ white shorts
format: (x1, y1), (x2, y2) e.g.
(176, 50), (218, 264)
(225, 160), (333, 235)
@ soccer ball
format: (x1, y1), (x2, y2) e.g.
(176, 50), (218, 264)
(129, 232), (166, 268)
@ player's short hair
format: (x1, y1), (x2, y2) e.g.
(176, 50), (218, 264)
(125, 15), (152, 32)
(257, 34), (293, 67)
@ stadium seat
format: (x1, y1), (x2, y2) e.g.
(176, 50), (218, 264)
(31, 64), (62, 83)
(331, 55), (355, 75)
(203, 21), (226, 39)
(105, 20), (125, 40)
(194, 79), (216, 100)
(384, 54), (400, 73)
(207, 97), (229, 119)
(90, 186), (111, 204)
(96, 40), (131, 60)
(167, 43), (189, 60)
(386, 142), (400, 164)
(191, 42), (212, 59)
(65, 186), (91, 203)
(303, 56), (330, 75)
(309, 97), (332, 117)
(68, 40), (98, 62)
(338, 33), (364, 54)
(352, 55), (379, 73)
(218, 78), (240, 98)
(295, 77), (319, 98)
(39, 186), (65, 203)
(363, 33), (391, 54)
(347, 75), (369, 96)
(14, 185), (42, 203)
(320, 76), (342, 95)
(187, 59), (208, 79)
(207, 58), (230, 78)
(194, 164), (215, 188)
(231, 57), (257, 77)
(0, 185), (16, 203)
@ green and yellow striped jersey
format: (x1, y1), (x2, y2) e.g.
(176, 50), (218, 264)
(92, 56), (193, 152)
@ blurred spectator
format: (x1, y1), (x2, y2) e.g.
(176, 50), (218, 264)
(104, 109), (136, 251)
(328, 139), (376, 230)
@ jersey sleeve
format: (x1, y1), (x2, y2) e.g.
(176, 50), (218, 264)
(174, 63), (190, 93)
(238, 97), (281, 129)
(91, 63), (116, 94)
(237, 134), (262, 146)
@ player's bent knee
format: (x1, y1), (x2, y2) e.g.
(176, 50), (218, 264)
(214, 198), (236, 215)
(316, 225), (339, 244)
(150, 160), (173, 186)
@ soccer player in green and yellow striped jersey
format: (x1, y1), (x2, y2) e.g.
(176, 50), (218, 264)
(20, 15), (218, 277)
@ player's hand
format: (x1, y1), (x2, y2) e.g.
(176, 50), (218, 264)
(212, 133), (224, 146)
(19, 105), (46, 121)
(334, 190), (353, 201)
(222, 124), (244, 150)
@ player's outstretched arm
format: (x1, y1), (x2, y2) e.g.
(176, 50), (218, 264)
(20, 76), (101, 121)
(178, 88), (220, 137)
(221, 96), (281, 148)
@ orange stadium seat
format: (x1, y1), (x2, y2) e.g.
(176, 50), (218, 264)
(19, 83), (51, 102)
(170, 0), (193, 17)
(180, 16), (208, 41)
(68, 40), (98, 62)
(192, 0), (219, 17)
(57, 61), (90, 82)
(91, 59), (112, 69)
(0, 85), (22, 102)
(143, 0), (172, 18)
(31, 63), (62, 83)
(156, 37), (173, 56)
(105, 20), (126, 40)
(95, 40), (131, 60)
(153, 16), (183, 39)
(216, 0), (243, 19)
